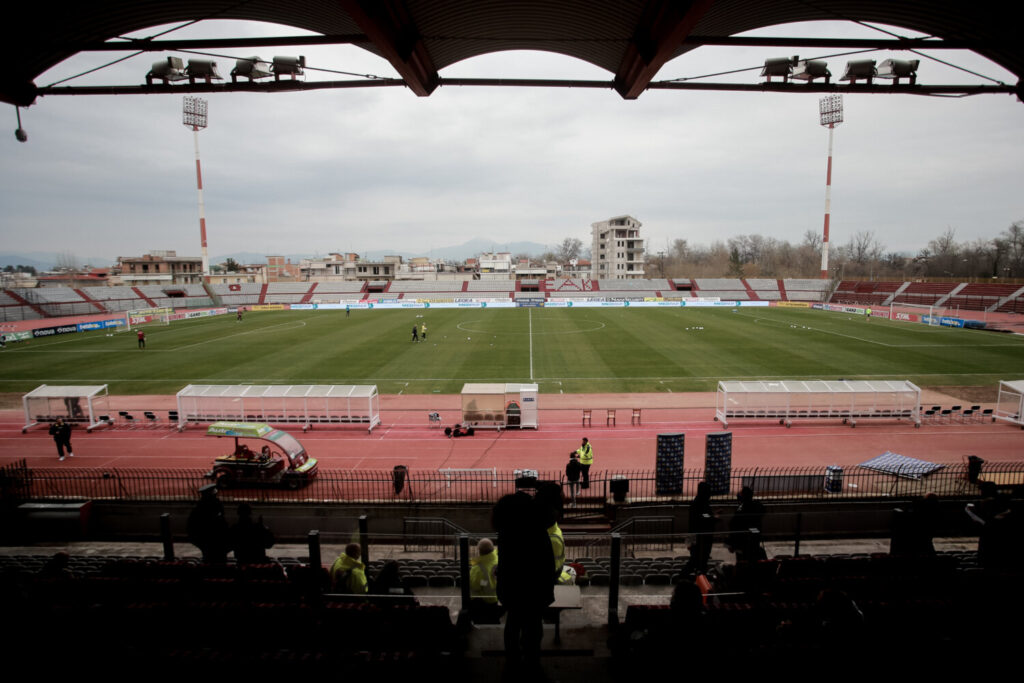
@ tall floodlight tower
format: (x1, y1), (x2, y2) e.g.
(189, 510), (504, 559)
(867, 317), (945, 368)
(183, 96), (210, 277)
(818, 95), (843, 279)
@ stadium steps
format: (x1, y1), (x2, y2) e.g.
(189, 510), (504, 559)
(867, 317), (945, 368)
(777, 279), (788, 301)
(131, 287), (158, 308)
(989, 284), (1024, 313)
(883, 281), (911, 306)
(934, 282), (965, 308)
(202, 281), (223, 306)
(74, 288), (108, 313)
(300, 283), (318, 303)
(741, 280), (759, 300)
(257, 284), (268, 304)
(3, 289), (48, 318)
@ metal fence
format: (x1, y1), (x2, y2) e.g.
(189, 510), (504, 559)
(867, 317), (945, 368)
(7, 461), (1021, 505)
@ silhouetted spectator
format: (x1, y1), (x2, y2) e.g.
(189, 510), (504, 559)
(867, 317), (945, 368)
(727, 486), (767, 562)
(892, 492), (939, 556)
(229, 503), (275, 564)
(493, 492), (555, 670)
(370, 560), (413, 596)
(686, 482), (717, 574)
(565, 453), (582, 506)
(187, 485), (230, 563)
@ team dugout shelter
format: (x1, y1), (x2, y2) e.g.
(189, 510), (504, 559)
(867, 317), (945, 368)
(715, 379), (922, 428)
(995, 380), (1024, 427)
(22, 384), (111, 433)
(176, 384), (381, 433)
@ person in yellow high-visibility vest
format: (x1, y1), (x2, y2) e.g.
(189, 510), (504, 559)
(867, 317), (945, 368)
(575, 437), (593, 490)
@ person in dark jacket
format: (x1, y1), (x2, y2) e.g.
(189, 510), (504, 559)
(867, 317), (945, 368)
(187, 485), (230, 563)
(229, 503), (275, 564)
(493, 492), (555, 670)
(565, 452), (582, 506)
(49, 417), (74, 461)
(686, 481), (717, 574)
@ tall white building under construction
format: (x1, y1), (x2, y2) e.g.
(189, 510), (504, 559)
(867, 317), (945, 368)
(591, 215), (645, 279)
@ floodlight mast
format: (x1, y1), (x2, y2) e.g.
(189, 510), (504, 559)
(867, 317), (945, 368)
(819, 94), (843, 279)
(183, 96), (210, 277)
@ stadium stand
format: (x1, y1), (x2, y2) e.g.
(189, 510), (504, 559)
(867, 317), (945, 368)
(892, 281), (957, 306)
(948, 283), (1019, 311)
(313, 282), (366, 293)
(388, 281), (465, 293)
(466, 280), (514, 292)
(545, 278), (593, 292)
(783, 279), (830, 302)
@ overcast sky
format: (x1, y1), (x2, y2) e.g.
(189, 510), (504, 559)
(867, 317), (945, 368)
(2, 19), (1022, 267)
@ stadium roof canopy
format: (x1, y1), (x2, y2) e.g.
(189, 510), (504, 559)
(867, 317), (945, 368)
(4, 0), (1022, 106)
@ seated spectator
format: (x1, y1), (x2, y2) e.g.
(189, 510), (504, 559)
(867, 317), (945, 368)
(229, 503), (275, 564)
(469, 538), (503, 623)
(330, 543), (368, 594)
(369, 560), (413, 596)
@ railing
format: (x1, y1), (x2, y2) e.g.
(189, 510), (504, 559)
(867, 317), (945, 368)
(8, 462), (1021, 505)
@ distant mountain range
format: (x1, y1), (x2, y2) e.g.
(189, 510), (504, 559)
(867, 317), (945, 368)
(0, 239), (556, 272)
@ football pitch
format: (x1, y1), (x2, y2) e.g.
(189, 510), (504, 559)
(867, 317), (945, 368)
(2, 307), (1023, 395)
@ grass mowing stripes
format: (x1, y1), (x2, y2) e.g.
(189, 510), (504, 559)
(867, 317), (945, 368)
(1, 307), (1022, 394)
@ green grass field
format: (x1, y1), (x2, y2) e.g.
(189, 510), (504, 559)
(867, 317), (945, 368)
(2, 307), (1023, 395)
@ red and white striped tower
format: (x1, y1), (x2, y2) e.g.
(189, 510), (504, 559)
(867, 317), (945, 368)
(818, 95), (843, 279)
(183, 96), (210, 277)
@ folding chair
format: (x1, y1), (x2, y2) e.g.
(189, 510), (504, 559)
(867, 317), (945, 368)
(606, 409), (616, 427)
(582, 409), (592, 427)
(631, 408), (642, 426)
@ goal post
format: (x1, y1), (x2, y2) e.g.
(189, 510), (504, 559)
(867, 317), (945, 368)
(889, 302), (945, 325)
(123, 307), (173, 331)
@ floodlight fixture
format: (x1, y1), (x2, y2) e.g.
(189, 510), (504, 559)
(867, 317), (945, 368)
(183, 96), (208, 129)
(840, 59), (877, 84)
(819, 94), (843, 127)
(231, 57), (273, 82)
(185, 59), (223, 84)
(14, 106), (27, 143)
(272, 55), (306, 81)
(761, 57), (796, 83)
(792, 59), (831, 83)
(876, 59), (919, 85)
(146, 57), (186, 85)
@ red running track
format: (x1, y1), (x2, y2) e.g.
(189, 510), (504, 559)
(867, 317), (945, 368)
(3, 392), (1022, 472)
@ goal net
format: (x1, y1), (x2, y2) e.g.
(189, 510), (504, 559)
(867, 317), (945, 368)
(889, 302), (958, 325)
(123, 307), (173, 331)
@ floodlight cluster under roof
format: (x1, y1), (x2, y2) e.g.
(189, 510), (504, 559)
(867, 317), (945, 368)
(761, 57), (920, 85)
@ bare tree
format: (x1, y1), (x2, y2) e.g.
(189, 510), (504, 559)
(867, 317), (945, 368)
(555, 237), (583, 263)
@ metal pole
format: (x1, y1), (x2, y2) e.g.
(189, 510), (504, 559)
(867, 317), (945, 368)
(820, 122), (835, 278)
(608, 532), (621, 629)
(160, 512), (174, 560)
(818, 95), (843, 279)
(307, 529), (322, 569)
(358, 514), (369, 565)
(794, 512), (802, 556)
(193, 127), (209, 277)
(458, 534), (471, 611)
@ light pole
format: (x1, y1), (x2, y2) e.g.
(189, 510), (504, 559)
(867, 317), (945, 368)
(183, 96), (210, 278)
(818, 95), (843, 279)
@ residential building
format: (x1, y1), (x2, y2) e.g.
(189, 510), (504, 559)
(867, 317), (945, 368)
(116, 251), (204, 285)
(591, 216), (645, 279)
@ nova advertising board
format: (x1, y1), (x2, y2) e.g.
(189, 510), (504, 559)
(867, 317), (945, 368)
(32, 324), (80, 338)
